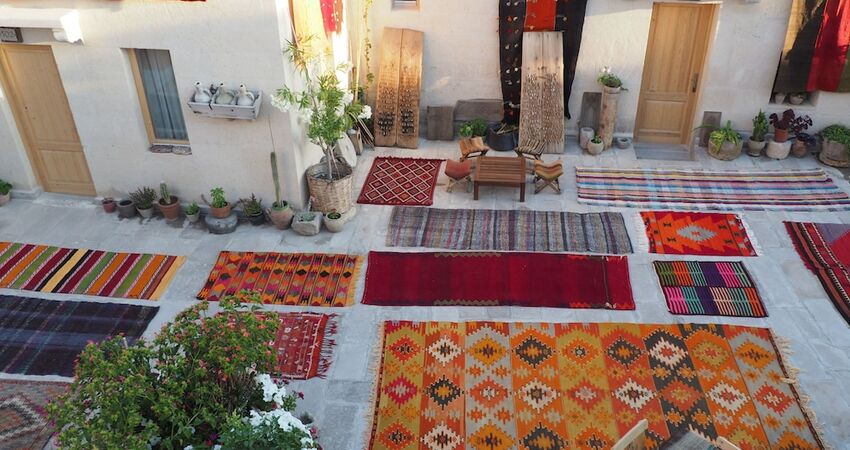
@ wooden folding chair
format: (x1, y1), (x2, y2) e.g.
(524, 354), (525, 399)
(514, 138), (546, 162)
(458, 137), (490, 161)
(533, 160), (563, 194)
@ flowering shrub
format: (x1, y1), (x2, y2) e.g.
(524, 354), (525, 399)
(49, 292), (314, 449)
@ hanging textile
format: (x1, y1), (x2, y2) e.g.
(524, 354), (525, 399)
(320, 0), (344, 35)
(774, 0), (850, 93)
(519, 32), (565, 153)
(498, 0), (588, 124)
(290, 0), (334, 67)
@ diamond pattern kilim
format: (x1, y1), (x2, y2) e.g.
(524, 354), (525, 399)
(357, 157), (443, 206)
(369, 322), (827, 450)
(640, 211), (757, 256)
(0, 380), (69, 450)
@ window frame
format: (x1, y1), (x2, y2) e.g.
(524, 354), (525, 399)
(127, 49), (190, 146)
(392, 0), (418, 10)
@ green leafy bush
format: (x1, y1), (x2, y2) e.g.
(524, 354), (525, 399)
(186, 201), (200, 215)
(0, 179), (11, 195)
(458, 122), (474, 138)
(821, 124), (850, 150)
(709, 121), (741, 148)
(48, 292), (315, 450)
(210, 187), (227, 208)
(469, 118), (488, 137)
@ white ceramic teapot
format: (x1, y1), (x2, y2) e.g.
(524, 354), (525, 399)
(213, 83), (235, 105)
(193, 81), (212, 103)
(236, 84), (256, 106)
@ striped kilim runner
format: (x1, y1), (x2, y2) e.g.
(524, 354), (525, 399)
(386, 206), (633, 254)
(0, 242), (185, 300)
(370, 321), (826, 449)
(576, 167), (850, 211)
(654, 261), (767, 317)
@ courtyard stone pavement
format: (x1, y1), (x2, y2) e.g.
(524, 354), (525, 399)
(1, 140), (850, 449)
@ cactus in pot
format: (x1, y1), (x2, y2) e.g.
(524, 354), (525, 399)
(268, 152), (293, 229)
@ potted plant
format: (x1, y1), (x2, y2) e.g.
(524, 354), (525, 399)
(205, 187), (231, 219)
(769, 109), (812, 143)
(597, 67), (626, 148)
(458, 122), (474, 139)
(791, 132), (814, 158)
(587, 135), (604, 155)
(324, 211), (345, 233)
(707, 121), (743, 161)
(268, 152), (294, 229)
(100, 197), (116, 213)
(748, 110), (769, 157)
(0, 179), (10, 206)
(597, 67), (626, 94)
(292, 211), (322, 236)
(272, 39), (370, 214)
(157, 182), (180, 221)
(773, 92), (786, 104)
(129, 186), (157, 219)
(117, 198), (136, 218)
(819, 124), (850, 168)
(186, 201), (201, 223)
(486, 122), (519, 151)
(241, 194), (265, 226)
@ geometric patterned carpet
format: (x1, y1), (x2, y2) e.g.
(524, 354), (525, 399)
(654, 261), (767, 317)
(640, 211), (757, 256)
(0, 379), (69, 450)
(357, 157), (443, 206)
(369, 321), (826, 449)
(786, 221), (850, 325)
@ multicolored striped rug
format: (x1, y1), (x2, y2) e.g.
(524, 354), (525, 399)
(639, 211), (758, 256)
(0, 242), (184, 300)
(275, 312), (337, 380)
(786, 221), (850, 325)
(386, 206), (633, 254)
(370, 321), (826, 449)
(576, 167), (850, 211)
(0, 295), (158, 376)
(654, 261), (767, 317)
(0, 379), (69, 449)
(197, 252), (363, 306)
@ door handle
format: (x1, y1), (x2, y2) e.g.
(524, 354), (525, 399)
(691, 73), (699, 93)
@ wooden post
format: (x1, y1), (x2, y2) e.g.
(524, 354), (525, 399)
(598, 87), (620, 149)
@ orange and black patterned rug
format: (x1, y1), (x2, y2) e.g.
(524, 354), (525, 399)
(369, 321), (826, 450)
(639, 211), (758, 256)
(197, 252), (363, 306)
(357, 157), (443, 206)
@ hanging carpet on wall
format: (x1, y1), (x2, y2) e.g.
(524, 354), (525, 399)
(374, 27), (424, 148)
(773, 0), (850, 93)
(518, 31), (565, 154)
(499, 0), (588, 123)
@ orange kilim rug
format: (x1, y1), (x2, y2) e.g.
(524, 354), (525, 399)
(369, 322), (827, 450)
(639, 211), (758, 257)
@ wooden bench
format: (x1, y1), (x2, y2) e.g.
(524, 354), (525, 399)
(474, 156), (526, 202)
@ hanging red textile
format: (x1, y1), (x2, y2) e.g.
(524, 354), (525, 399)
(807, 0), (850, 91)
(524, 0), (557, 31)
(320, 0), (343, 35)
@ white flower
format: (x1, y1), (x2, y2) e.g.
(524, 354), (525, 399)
(600, 66), (612, 75)
(270, 94), (290, 112)
(358, 104), (372, 120)
(341, 91), (354, 106)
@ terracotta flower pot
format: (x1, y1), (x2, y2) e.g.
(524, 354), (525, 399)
(791, 138), (808, 158)
(158, 196), (181, 221)
(101, 198), (116, 213)
(210, 203), (232, 219)
(269, 203), (294, 230)
(773, 128), (789, 143)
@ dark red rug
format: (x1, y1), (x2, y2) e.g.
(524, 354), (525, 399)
(786, 221), (850, 325)
(362, 251), (634, 309)
(357, 157), (443, 206)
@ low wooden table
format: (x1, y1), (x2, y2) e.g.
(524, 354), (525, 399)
(474, 156), (526, 202)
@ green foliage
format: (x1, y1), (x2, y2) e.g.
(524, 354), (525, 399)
(458, 122), (474, 138)
(0, 179), (11, 195)
(242, 194), (263, 216)
(129, 186), (157, 210)
(210, 187), (227, 208)
(469, 118), (488, 137)
(218, 410), (315, 450)
(186, 201), (200, 215)
(751, 110), (768, 142)
(821, 124), (850, 151)
(159, 182), (174, 205)
(710, 120), (742, 149)
(49, 292), (281, 450)
(590, 135), (602, 144)
(597, 73), (623, 89)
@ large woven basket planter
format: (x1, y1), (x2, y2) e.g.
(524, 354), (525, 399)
(306, 162), (354, 213)
(708, 140), (743, 161)
(819, 138), (850, 168)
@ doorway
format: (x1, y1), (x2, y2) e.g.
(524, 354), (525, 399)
(634, 3), (717, 145)
(0, 44), (95, 196)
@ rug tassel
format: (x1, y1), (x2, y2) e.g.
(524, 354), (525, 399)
(632, 212), (650, 253)
(363, 322), (387, 449)
(315, 315), (340, 379)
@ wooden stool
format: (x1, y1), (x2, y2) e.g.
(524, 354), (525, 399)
(533, 160), (563, 194)
(459, 137), (490, 161)
(445, 159), (473, 192)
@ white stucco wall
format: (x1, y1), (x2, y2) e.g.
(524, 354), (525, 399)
(371, 0), (850, 136)
(0, 0), (314, 208)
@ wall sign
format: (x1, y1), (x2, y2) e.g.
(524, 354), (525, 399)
(0, 27), (23, 43)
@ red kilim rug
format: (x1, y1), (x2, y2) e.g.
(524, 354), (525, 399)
(786, 221), (850, 325)
(362, 251), (634, 309)
(0, 379), (69, 450)
(275, 312), (338, 380)
(639, 211), (758, 256)
(357, 157), (443, 206)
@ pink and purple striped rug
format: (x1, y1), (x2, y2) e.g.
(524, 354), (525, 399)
(576, 167), (850, 211)
(654, 261), (767, 317)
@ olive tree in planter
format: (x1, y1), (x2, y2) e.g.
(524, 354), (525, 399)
(819, 124), (850, 168)
(0, 179), (11, 206)
(272, 38), (370, 214)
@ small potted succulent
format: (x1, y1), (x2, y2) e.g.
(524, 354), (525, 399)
(241, 194), (265, 226)
(117, 198), (136, 218)
(0, 179), (11, 206)
(324, 211), (345, 233)
(292, 198), (323, 236)
(597, 67), (626, 94)
(185, 201), (201, 223)
(268, 152), (294, 229)
(157, 182), (180, 221)
(819, 124), (850, 168)
(708, 121), (743, 161)
(101, 197), (116, 213)
(129, 186), (157, 219)
(748, 110), (769, 157)
(205, 187), (232, 219)
(769, 109), (811, 143)
(587, 135), (604, 155)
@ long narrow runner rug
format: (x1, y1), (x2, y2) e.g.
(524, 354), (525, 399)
(0, 379), (69, 450)
(357, 157), (443, 206)
(786, 221), (850, 325)
(576, 167), (850, 211)
(639, 211), (758, 256)
(0, 295), (158, 376)
(369, 321), (826, 450)
(0, 242), (184, 300)
(654, 261), (767, 317)
(386, 206), (633, 254)
(363, 251), (634, 309)
(275, 312), (337, 380)
(197, 252), (363, 306)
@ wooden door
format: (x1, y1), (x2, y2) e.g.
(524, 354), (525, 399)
(0, 44), (95, 195)
(634, 3), (716, 145)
